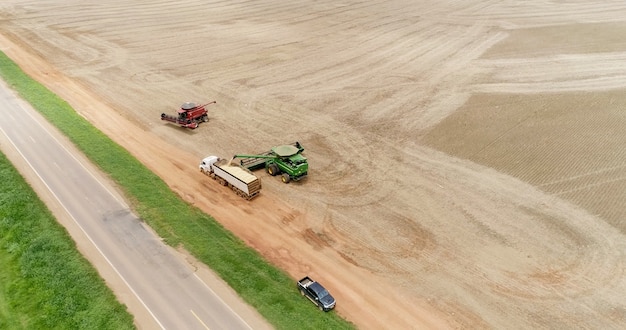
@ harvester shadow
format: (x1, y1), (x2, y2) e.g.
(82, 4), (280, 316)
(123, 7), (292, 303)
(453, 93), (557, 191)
(162, 123), (200, 135)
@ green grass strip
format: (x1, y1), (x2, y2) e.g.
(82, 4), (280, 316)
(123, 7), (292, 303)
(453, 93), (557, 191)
(0, 150), (135, 329)
(0, 51), (354, 329)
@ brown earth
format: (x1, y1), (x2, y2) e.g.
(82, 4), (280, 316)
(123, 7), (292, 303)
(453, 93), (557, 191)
(2, 1), (626, 329)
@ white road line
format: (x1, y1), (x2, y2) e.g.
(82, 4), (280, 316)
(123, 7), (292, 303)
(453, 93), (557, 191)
(17, 104), (127, 206)
(0, 125), (166, 330)
(190, 309), (211, 330)
(193, 273), (253, 330)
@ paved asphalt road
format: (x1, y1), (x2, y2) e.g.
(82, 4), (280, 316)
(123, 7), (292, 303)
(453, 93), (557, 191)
(0, 81), (256, 329)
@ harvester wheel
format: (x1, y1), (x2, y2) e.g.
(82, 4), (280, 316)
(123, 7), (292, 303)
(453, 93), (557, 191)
(267, 164), (279, 176)
(281, 173), (291, 184)
(202, 115), (208, 122)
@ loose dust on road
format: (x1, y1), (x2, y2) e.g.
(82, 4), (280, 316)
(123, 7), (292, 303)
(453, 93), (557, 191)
(2, 1), (626, 329)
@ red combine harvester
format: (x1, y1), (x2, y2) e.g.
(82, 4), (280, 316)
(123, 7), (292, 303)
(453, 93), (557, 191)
(161, 101), (216, 129)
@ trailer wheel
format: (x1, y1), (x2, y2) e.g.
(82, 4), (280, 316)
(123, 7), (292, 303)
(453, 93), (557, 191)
(281, 173), (291, 184)
(267, 164), (279, 176)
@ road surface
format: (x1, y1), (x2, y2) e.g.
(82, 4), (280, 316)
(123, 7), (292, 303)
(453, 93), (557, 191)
(0, 80), (269, 329)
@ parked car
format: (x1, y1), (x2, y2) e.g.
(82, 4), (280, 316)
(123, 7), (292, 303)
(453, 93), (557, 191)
(297, 276), (336, 311)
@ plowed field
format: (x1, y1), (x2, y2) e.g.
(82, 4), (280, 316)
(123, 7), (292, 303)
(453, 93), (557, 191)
(2, 1), (626, 328)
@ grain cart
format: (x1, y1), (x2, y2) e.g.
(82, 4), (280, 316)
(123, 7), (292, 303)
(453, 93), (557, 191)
(233, 142), (308, 183)
(199, 156), (261, 199)
(161, 101), (216, 129)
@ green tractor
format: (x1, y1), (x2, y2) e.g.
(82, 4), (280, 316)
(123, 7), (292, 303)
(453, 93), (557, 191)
(234, 142), (308, 183)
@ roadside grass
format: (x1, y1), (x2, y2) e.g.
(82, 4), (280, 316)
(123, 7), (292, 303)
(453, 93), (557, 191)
(0, 52), (354, 329)
(0, 152), (135, 329)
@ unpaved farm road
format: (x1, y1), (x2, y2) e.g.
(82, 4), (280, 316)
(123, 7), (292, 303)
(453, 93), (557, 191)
(2, 1), (626, 329)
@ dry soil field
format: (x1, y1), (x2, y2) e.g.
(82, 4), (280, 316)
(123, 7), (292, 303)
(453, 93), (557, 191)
(2, 1), (626, 329)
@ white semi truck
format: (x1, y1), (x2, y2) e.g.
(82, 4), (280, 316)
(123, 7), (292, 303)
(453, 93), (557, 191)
(199, 156), (261, 200)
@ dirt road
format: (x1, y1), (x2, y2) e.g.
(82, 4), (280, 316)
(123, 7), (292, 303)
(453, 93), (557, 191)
(2, 1), (626, 328)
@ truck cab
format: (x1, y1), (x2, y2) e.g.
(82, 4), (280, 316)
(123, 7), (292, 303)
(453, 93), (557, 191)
(199, 156), (219, 173)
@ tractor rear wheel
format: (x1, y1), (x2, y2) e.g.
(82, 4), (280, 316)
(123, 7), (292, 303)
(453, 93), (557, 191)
(281, 173), (291, 183)
(267, 164), (279, 176)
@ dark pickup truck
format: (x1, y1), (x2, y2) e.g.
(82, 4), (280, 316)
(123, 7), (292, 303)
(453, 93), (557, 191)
(297, 276), (336, 311)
